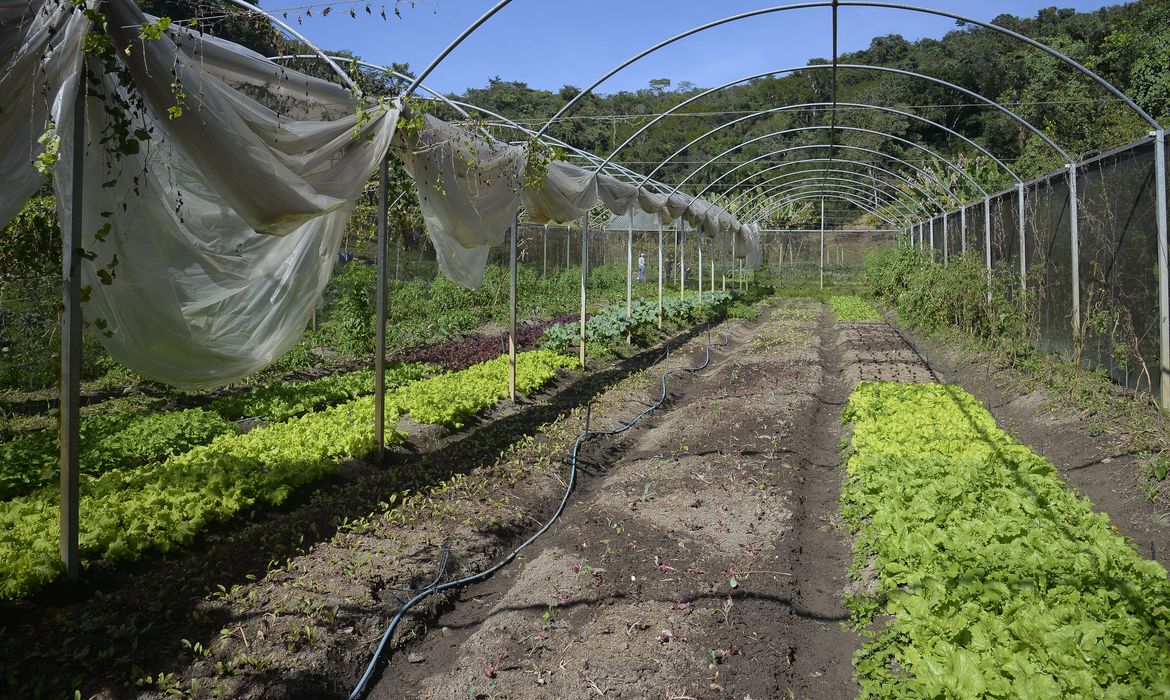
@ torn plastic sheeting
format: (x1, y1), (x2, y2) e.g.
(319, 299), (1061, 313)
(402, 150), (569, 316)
(596, 172), (638, 215)
(520, 159), (598, 224)
(0, 0), (82, 229)
(394, 113), (524, 288)
(44, 0), (398, 388)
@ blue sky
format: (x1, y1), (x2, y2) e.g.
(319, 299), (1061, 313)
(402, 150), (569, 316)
(273, 1), (1122, 95)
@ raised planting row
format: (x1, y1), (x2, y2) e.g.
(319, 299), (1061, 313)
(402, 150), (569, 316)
(0, 362), (436, 501)
(841, 381), (1170, 698)
(541, 290), (733, 355)
(829, 294), (881, 321)
(0, 351), (575, 599)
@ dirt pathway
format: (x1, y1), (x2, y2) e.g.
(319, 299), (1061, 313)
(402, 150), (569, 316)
(369, 300), (881, 700)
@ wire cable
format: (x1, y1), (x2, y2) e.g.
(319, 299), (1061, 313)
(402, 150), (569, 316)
(347, 321), (729, 699)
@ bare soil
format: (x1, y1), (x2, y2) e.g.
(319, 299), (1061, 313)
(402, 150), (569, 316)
(4, 298), (1165, 700)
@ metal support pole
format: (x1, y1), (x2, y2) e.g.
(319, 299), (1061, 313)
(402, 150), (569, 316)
(679, 220), (686, 301)
(942, 212), (950, 263)
(60, 67), (85, 581)
(657, 215), (664, 329)
(709, 251), (714, 295)
(819, 197), (825, 289)
(508, 213), (518, 403)
(929, 217), (935, 260)
(730, 233), (736, 291)
(1069, 164), (1081, 335)
(626, 211), (633, 321)
(960, 206), (967, 255)
(983, 199), (992, 270)
(698, 230), (704, 305)
(1154, 129), (1170, 408)
(374, 155), (389, 462)
(1018, 182), (1027, 293)
(542, 224), (547, 277)
(580, 215), (589, 369)
(566, 223), (571, 268)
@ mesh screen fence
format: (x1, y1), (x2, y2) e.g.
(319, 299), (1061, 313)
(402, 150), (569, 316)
(925, 136), (1165, 397)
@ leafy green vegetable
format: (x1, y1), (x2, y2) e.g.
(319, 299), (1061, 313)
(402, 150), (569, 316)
(208, 361), (435, 422)
(841, 381), (1170, 698)
(0, 350), (575, 598)
(829, 295), (881, 321)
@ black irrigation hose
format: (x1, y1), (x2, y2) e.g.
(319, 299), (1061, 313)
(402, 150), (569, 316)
(347, 323), (729, 699)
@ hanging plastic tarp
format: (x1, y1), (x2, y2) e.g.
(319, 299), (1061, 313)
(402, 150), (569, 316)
(394, 114), (524, 287)
(520, 159), (597, 224)
(4, 0), (398, 388)
(0, 0), (82, 227)
(596, 173), (639, 215)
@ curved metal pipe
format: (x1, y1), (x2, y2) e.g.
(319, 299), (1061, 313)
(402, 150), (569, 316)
(721, 159), (947, 215)
(754, 191), (904, 227)
(843, 1), (1160, 128)
(747, 180), (913, 223)
(676, 125), (987, 202)
(744, 177), (917, 222)
(403, 0), (514, 98)
(692, 143), (963, 211)
(215, 0), (357, 88)
(732, 172), (924, 221)
(532, 3), (1129, 154)
(755, 191), (904, 228)
(271, 55), (675, 194)
(637, 98), (1022, 185)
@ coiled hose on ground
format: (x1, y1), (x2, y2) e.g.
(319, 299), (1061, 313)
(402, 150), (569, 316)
(348, 324), (731, 699)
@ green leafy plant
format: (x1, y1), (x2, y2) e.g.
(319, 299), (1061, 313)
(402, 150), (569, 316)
(828, 295), (881, 322)
(841, 381), (1170, 698)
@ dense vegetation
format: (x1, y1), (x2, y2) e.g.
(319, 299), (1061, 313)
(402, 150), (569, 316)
(842, 381), (1170, 697)
(0, 350), (576, 598)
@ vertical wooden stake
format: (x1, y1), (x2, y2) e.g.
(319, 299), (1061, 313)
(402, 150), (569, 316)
(60, 65), (85, 582)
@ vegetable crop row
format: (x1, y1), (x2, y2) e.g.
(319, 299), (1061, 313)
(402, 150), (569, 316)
(0, 362), (435, 502)
(541, 291), (733, 355)
(829, 294), (881, 321)
(841, 381), (1170, 698)
(0, 351), (574, 598)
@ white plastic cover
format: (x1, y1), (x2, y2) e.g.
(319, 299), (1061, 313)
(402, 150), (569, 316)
(4, 0), (397, 388)
(0, 0), (80, 226)
(596, 173), (638, 215)
(394, 114), (523, 287)
(520, 159), (597, 225)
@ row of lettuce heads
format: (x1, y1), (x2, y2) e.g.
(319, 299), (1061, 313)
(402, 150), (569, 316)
(842, 381), (1170, 697)
(0, 291), (734, 599)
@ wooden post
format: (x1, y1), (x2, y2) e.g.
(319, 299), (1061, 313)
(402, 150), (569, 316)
(60, 66), (86, 582)
(374, 155), (389, 462)
(580, 215), (588, 369)
(509, 213), (517, 402)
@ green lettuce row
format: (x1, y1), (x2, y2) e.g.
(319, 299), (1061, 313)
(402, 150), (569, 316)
(0, 409), (237, 501)
(0, 362), (435, 502)
(841, 381), (1170, 698)
(0, 351), (575, 599)
(829, 294), (881, 321)
(542, 291), (732, 355)
(389, 350), (577, 429)
(207, 361), (435, 422)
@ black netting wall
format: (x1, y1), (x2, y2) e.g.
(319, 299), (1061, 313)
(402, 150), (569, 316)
(766, 229), (899, 285)
(920, 137), (1166, 399)
(1028, 175), (1074, 360)
(1075, 141), (1162, 395)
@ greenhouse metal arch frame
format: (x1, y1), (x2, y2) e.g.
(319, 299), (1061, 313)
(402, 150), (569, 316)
(39, 0), (1168, 591)
(410, 0), (1166, 400)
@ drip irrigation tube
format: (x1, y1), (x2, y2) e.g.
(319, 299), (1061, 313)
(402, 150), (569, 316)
(348, 323), (731, 699)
